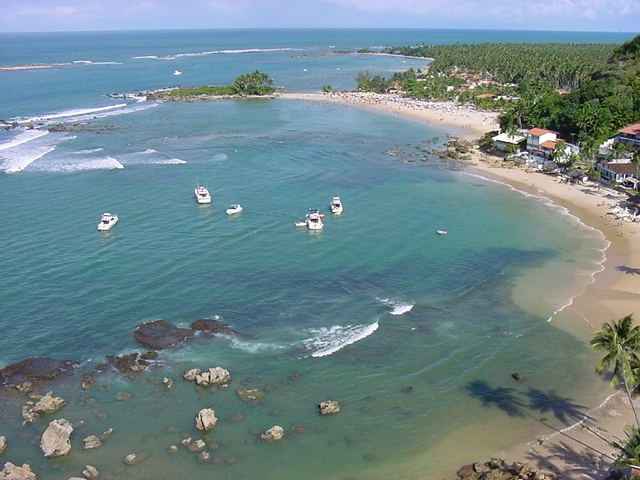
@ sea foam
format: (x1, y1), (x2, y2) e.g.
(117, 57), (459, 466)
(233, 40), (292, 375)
(377, 297), (415, 315)
(302, 321), (379, 358)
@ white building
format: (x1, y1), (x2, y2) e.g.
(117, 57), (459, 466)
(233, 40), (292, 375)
(492, 132), (526, 153)
(526, 128), (558, 158)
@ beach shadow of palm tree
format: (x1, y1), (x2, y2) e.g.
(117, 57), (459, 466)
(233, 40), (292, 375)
(465, 380), (526, 417)
(617, 266), (640, 275)
(525, 441), (614, 479)
(526, 388), (592, 425)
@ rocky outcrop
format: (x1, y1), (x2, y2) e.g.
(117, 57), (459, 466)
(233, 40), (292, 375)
(0, 358), (77, 388)
(195, 408), (218, 432)
(22, 392), (65, 424)
(191, 319), (239, 336)
(40, 419), (73, 458)
(456, 458), (555, 480)
(260, 426), (284, 442)
(123, 453), (139, 466)
(0, 437), (7, 455)
(236, 387), (265, 403)
(0, 463), (37, 480)
(105, 352), (158, 375)
(82, 435), (102, 450)
(81, 465), (98, 480)
(318, 400), (341, 415)
(133, 320), (195, 350)
(183, 367), (231, 387)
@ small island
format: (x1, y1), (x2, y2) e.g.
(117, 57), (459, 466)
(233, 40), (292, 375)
(149, 70), (276, 101)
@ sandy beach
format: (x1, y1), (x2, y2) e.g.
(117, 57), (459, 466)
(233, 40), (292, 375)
(279, 92), (500, 140)
(283, 91), (640, 478)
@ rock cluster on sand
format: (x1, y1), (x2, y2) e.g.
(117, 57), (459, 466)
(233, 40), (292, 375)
(318, 400), (341, 415)
(0, 437), (6, 455)
(195, 408), (218, 432)
(133, 319), (240, 350)
(260, 426), (284, 442)
(0, 358), (77, 389)
(40, 419), (73, 458)
(0, 462), (37, 480)
(22, 392), (65, 423)
(457, 458), (555, 480)
(183, 367), (231, 387)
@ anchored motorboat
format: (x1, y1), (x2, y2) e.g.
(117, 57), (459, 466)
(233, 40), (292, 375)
(436, 229), (448, 236)
(306, 209), (324, 231)
(194, 185), (212, 204)
(330, 196), (343, 215)
(173, 70), (183, 76)
(226, 204), (243, 215)
(97, 213), (118, 231)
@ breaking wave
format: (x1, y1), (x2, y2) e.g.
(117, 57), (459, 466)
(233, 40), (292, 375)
(0, 131), (72, 174)
(302, 321), (379, 358)
(132, 47), (302, 61)
(377, 297), (415, 316)
(0, 129), (49, 151)
(16, 104), (128, 124)
(29, 156), (125, 173)
(71, 60), (122, 65)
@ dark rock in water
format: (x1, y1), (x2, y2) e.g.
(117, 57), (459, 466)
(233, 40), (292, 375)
(400, 386), (414, 394)
(236, 387), (265, 403)
(511, 373), (521, 382)
(80, 374), (96, 390)
(191, 319), (239, 336)
(0, 357), (77, 388)
(133, 320), (195, 350)
(457, 458), (556, 480)
(106, 352), (156, 375)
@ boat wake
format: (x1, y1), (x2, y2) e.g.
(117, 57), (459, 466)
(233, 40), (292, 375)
(302, 321), (379, 358)
(377, 297), (415, 316)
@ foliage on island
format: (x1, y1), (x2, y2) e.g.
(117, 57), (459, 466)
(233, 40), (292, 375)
(161, 70), (275, 98)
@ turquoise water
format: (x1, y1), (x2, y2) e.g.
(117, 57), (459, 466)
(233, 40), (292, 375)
(0, 29), (618, 479)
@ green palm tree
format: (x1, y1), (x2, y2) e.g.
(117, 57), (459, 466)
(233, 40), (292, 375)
(591, 315), (640, 428)
(612, 426), (640, 471)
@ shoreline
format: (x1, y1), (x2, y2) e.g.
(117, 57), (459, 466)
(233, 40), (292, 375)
(281, 91), (640, 476)
(278, 92), (499, 140)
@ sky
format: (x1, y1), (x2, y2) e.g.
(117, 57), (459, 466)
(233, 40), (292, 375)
(1, 0), (639, 33)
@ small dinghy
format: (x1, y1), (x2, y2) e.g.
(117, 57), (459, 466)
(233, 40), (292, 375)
(436, 229), (448, 236)
(173, 70), (183, 76)
(330, 196), (343, 215)
(226, 204), (243, 215)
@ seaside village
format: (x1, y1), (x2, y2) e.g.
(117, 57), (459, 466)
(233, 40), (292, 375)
(490, 122), (640, 222)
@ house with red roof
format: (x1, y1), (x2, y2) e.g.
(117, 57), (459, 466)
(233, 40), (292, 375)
(526, 128), (558, 159)
(615, 122), (640, 149)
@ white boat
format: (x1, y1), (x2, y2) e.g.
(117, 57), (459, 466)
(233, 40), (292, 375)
(436, 229), (448, 236)
(226, 204), (243, 215)
(306, 209), (324, 230)
(97, 213), (118, 231)
(173, 70), (183, 76)
(330, 196), (343, 215)
(194, 185), (212, 204)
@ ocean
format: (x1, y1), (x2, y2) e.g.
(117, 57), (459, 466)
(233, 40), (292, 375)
(0, 29), (631, 479)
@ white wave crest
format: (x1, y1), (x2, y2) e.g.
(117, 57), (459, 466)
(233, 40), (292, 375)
(302, 321), (379, 358)
(0, 129), (49, 151)
(132, 47), (302, 61)
(152, 158), (187, 165)
(71, 148), (104, 155)
(72, 60), (123, 65)
(377, 297), (415, 315)
(17, 104), (128, 124)
(228, 337), (286, 354)
(32, 156), (125, 173)
(0, 131), (71, 174)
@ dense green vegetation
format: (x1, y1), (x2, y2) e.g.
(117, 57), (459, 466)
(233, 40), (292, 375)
(161, 70), (275, 98)
(387, 43), (615, 90)
(356, 36), (640, 156)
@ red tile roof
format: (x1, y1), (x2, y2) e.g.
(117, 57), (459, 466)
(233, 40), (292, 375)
(620, 123), (640, 136)
(541, 140), (557, 150)
(528, 128), (556, 137)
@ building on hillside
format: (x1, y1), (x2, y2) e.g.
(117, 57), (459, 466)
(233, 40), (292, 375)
(615, 123), (640, 149)
(526, 128), (558, 158)
(597, 159), (637, 184)
(492, 132), (526, 153)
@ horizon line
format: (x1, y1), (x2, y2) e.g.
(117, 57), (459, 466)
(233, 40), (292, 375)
(1, 26), (637, 35)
